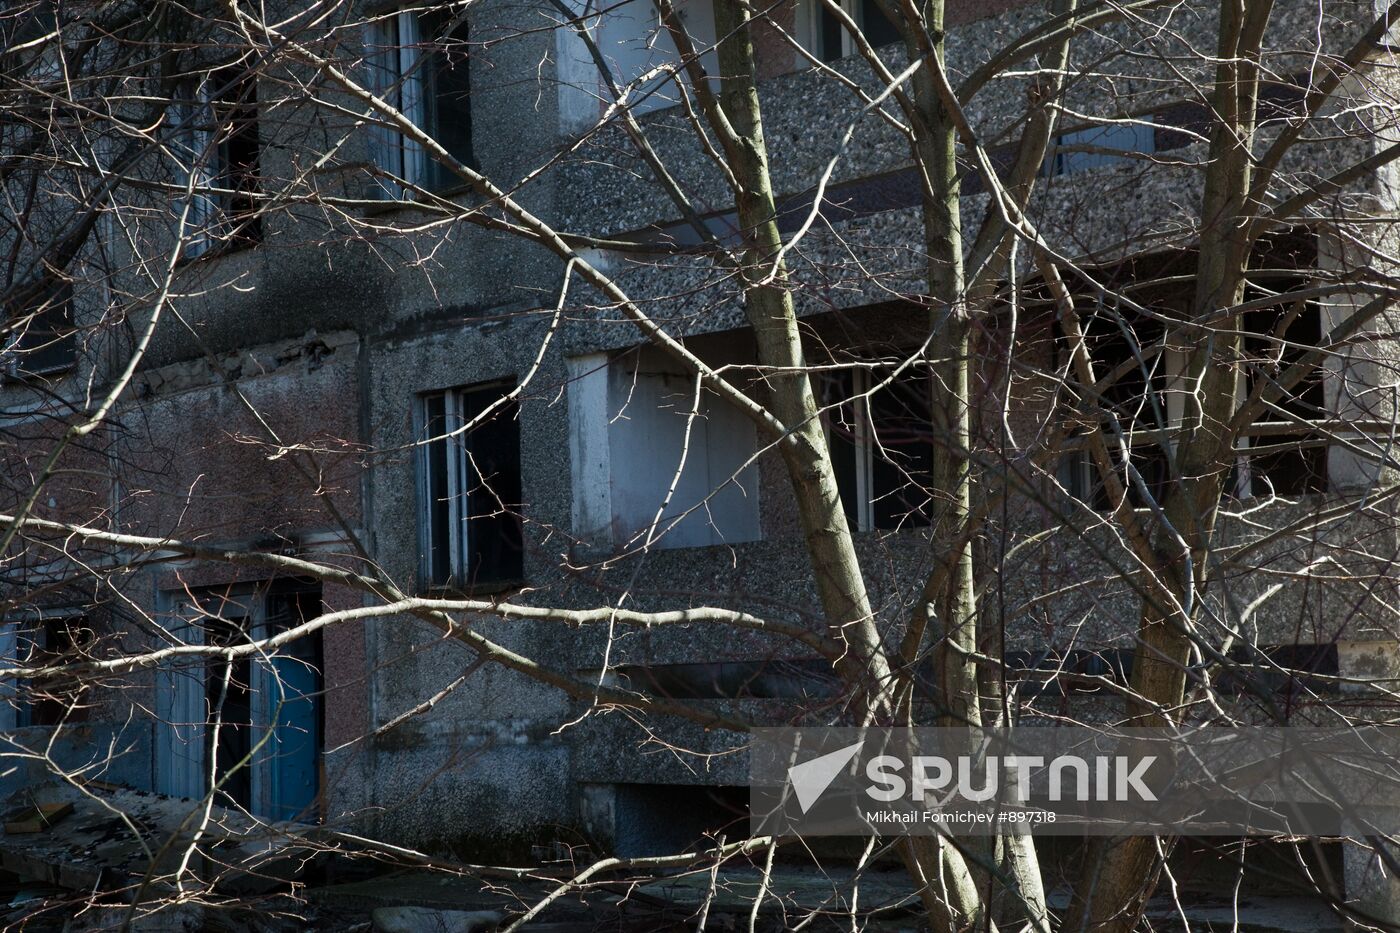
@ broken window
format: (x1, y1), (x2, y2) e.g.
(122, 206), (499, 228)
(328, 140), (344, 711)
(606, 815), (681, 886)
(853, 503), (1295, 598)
(417, 381), (524, 588)
(1058, 285), (1329, 510)
(568, 348), (761, 550)
(820, 365), (935, 531)
(365, 6), (473, 197)
(3, 279), (76, 379)
(799, 0), (902, 63)
(1056, 305), (1173, 511)
(1044, 122), (1156, 177)
(170, 68), (261, 258)
(14, 614), (92, 728)
(1233, 293), (1328, 497)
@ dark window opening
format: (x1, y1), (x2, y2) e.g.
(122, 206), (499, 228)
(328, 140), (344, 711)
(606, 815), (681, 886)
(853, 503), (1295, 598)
(193, 583), (324, 817)
(203, 612), (254, 810)
(16, 615), (92, 727)
(170, 67), (262, 257)
(4, 280), (76, 379)
(459, 383), (524, 584)
(1057, 307), (1172, 511)
(1235, 296), (1327, 497)
(611, 784), (749, 858)
(815, 0), (901, 62)
(868, 368), (936, 528)
(419, 381), (523, 589)
(1002, 648), (1134, 698)
(212, 66), (262, 247)
(1003, 643), (1338, 705)
(818, 4), (844, 62)
(612, 659), (840, 700)
(263, 584), (324, 823)
(419, 8), (474, 191)
(857, 0), (901, 49)
(1215, 643), (1338, 702)
(821, 365), (935, 531)
(0, 2), (58, 67)
(366, 8), (473, 197)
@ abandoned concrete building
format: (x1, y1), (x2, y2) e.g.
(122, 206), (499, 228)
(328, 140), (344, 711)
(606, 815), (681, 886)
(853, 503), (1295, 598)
(3, 0), (1400, 921)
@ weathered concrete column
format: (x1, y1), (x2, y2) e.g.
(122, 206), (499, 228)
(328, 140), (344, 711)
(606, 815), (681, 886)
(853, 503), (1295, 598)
(1337, 641), (1400, 923)
(1319, 223), (1400, 496)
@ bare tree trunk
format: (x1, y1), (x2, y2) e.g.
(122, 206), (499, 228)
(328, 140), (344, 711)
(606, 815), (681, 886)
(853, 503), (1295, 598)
(902, 0), (1051, 927)
(1069, 2), (1274, 929)
(708, 1), (988, 926)
(708, 0), (890, 717)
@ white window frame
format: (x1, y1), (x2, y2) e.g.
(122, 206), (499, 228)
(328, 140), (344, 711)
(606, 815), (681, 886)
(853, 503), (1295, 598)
(172, 80), (219, 258)
(415, 387), (469, 586)
(414, 380), (522, 587)
(366, 10), (430, 198)
(795, 0), (890, 65)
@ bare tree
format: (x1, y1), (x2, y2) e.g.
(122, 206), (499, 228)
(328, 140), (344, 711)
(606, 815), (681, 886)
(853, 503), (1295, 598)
(3, 0), (1400, 929)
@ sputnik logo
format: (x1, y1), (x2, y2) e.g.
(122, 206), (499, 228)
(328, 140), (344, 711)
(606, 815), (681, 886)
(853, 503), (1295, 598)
(788, 740), (864, 813)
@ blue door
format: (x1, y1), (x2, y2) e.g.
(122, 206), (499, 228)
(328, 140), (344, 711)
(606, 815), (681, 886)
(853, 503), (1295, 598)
(262, 589), (322, 822)
(268, 654), (320, 821)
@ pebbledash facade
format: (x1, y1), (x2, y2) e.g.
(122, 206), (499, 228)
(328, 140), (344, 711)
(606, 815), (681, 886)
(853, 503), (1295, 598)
(5, 0), (1400, 903)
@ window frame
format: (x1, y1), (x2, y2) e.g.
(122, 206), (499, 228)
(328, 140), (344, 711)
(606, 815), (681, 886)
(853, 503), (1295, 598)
(170, 70), (262, 259)
(3, 279), (76, 379)
(1056, 289), (1329, 511)
(414, 380), (524, 591)
(366, 11), (427, 198)
(1055, 303), (1177, 511)
(8, 611), (92, 728)
(365, 7), (474, 199)
(1043, 121), (1157, 178)
(820, 364), (935, 533)
(171, 79), (219, 259)
(797, 0), (902, 65)
(825, 368), (876, 532)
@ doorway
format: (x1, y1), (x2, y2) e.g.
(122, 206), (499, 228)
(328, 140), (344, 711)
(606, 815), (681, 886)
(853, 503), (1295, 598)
(155, 581), (324, 822)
